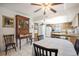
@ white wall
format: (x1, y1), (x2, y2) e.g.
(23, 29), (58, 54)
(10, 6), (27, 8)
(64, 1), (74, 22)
(29, 18), (34, 39)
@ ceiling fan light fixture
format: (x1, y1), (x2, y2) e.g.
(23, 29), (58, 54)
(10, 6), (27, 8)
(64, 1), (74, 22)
(41, 3), (51, 11)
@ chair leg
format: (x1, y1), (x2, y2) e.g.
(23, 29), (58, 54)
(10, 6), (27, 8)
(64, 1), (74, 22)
(13, 44), (16, 51)
(5, 46), (7, 55)
(76, 51), (79, 55)
(14, 46), (16, 51)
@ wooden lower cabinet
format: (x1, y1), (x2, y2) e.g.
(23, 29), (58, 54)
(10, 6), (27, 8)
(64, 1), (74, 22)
(34, 33), (38, 41)
(68, 36), (77, 45)
(51, 33), (77, 45)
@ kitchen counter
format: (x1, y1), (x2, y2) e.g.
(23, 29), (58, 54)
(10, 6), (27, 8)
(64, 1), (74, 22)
(51, 32), (79, 37)
(51, 32), (79, 45)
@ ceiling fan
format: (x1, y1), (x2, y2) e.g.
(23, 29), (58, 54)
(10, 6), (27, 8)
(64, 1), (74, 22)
(31, 3), (63, 15)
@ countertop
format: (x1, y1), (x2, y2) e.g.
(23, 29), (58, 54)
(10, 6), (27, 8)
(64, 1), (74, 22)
(51, 32), (79, 37)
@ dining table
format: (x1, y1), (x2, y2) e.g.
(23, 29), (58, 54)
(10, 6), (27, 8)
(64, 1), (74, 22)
(33, 38), (77, 56)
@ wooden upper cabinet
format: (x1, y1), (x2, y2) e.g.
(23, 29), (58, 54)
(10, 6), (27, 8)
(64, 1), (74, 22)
(62, 22), (72, 29)
(72, 13), (79, 27)
(16, 15), (29, 38)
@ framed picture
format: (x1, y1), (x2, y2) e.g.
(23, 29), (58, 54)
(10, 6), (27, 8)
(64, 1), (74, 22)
(2, 16), (14, 27)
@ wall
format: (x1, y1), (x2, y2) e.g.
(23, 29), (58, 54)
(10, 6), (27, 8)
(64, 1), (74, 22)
(29, 18), (34, 39)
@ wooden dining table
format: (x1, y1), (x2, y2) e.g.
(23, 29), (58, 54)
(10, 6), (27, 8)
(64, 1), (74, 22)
(17, 33), (32, 49)
(33, 38), (77, 56)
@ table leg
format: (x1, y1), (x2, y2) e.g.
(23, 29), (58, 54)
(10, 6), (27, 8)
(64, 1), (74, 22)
(19, 39), (21, 50)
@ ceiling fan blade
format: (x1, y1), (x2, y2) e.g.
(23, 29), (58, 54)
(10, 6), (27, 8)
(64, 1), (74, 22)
(34, 8), (41, 13)
(51, 3), (63, 6)
(50, 8), (56, 13)
(31, 3), (41, 6)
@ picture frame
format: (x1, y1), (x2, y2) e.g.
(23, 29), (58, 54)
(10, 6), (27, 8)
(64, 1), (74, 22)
(2, 16), (14, 27)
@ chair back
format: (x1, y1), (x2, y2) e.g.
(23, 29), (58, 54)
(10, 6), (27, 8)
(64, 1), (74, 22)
(33, 43), (58, 56)
(74, 39), (79, 55)
(3, 34), (14, 45)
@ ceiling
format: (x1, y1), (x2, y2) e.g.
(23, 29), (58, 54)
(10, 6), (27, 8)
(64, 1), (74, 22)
(0, 3), (79, 20)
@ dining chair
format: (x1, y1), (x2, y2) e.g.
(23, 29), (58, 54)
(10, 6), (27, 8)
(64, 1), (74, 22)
(74, 39), (79, 55)
(37, 35), (44, 41)
(3, 34), (16, 55)
(33, 43), (58, 56)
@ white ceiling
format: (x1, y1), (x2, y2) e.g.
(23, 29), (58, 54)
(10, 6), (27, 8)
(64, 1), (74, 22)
(0, 3), (79, 20)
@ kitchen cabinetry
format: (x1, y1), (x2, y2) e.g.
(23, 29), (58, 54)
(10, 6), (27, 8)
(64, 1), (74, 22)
(72, 14), (79, 27)
(51, 32), (77, 45)
(16, 15), (29, 48)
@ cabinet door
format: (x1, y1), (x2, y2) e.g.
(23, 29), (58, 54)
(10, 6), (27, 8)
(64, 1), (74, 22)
(72, 14), (78, 27)
(16, 15), (29, 38)
(78, 13), (79, 26)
